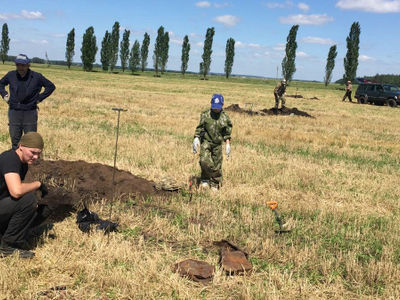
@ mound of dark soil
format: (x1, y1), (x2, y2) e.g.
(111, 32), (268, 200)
(225, 104), (314, 118)
(286, 94), (304, 98)
(25, 160), (160, 222)
(287, 94), (319, 100)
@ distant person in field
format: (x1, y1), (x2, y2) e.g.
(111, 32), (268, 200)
(274, 78), (287, 109)
(193, 94), (232, 191)
(342, 80), (353, 102)
(0, 54), (56, 150)
(0, 132), (51, 259)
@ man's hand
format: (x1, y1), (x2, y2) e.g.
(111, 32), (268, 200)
(193, 137), (200, 154)
(226, 141), (231, 159)
(38, 183), (49, 198)
(3, 94), (9, 104)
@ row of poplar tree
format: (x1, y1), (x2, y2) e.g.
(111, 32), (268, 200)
(0, 21), (361, 84)
(65, 22), (236, 79)
(280, 22), (361, 86)
(64, 20), (363, 85)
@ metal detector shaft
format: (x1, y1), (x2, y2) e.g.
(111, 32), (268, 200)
(273, 209), (283, 229)
(108, 108), (127, 240)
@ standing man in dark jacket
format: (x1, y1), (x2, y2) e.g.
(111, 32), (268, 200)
(0, 54), (56, 149)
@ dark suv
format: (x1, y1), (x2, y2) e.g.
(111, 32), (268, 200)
(355, 83), (400, 107)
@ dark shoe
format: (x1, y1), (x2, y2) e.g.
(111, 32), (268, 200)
(0, 243), (35, 259)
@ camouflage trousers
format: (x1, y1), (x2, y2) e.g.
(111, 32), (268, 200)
(199, 141), (223, 188)
(274, 93), (286, 109)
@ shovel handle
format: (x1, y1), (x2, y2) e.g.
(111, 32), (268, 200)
(266, 201), (277, 210)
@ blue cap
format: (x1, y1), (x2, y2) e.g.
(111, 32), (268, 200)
(211, 94), (224, 109)
(15, 54), (30, 65)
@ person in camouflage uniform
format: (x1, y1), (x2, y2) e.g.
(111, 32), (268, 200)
(274, 79), (287, 109)
(193, 94), (232, 190)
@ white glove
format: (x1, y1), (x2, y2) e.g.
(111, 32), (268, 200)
(226, 143), (231, 158)
(193, 137), (200, 154)
(3, 94), (9, 103)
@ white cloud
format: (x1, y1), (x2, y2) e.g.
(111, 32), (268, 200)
(214, 2), (230, 8)
(0, 13), (17, 20)
(279, 14), (334, 25)
(298, 2), (310, 11)
(190, 33), (201, 39)
(273, 44), (285, 51)
(31, 39), (49, 45)
(21, 10), (44, 19)
(359, 54), (375, 61)
(265, 2), (284, 8)
(265, 1), (294, 9)
(196, 41), (204, 47)
(264, 51), (270, 56)
(196, 1), (211, 8)
(51, 33), (66, 38)
(171, 39), (182, 45)
(236, 41), (246, 48)
(336, 0), (400, 13)
(301, 36), (336, 45)
(214, 15), (241, 27)
(0, 10), (44, 20)
(234, 41), (262, 49)
(297, 51), (309, 57)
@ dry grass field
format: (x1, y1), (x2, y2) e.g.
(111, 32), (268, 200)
(0, 63), (399, 299)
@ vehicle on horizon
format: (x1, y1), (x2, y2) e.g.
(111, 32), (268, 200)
(355, 83), (400, 107)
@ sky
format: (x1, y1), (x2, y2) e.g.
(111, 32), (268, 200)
(1, 0), (400, 81)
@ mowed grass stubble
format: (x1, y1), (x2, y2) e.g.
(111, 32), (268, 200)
(0, 63), (399, 299)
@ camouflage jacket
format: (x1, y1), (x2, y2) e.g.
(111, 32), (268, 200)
(274, 82), (286, 96)
(194, 109), (232, 145)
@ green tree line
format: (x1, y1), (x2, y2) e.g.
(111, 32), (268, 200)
(3, 21), (397, 86)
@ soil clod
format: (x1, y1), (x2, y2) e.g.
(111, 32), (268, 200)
(213, 240), (252, 275)
(173, 259), (215, 283)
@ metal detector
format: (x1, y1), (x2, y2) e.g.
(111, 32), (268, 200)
(107, 107), (127, 242)
(266, 201), (291, 234)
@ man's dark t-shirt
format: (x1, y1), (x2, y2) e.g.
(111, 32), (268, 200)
(0, 150), (28, 199)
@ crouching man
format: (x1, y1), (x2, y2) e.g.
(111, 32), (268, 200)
(193, 94), (232, 191)
(0, 132), (49, 258)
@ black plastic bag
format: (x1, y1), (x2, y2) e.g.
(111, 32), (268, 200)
(76, 207), (118, 234)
